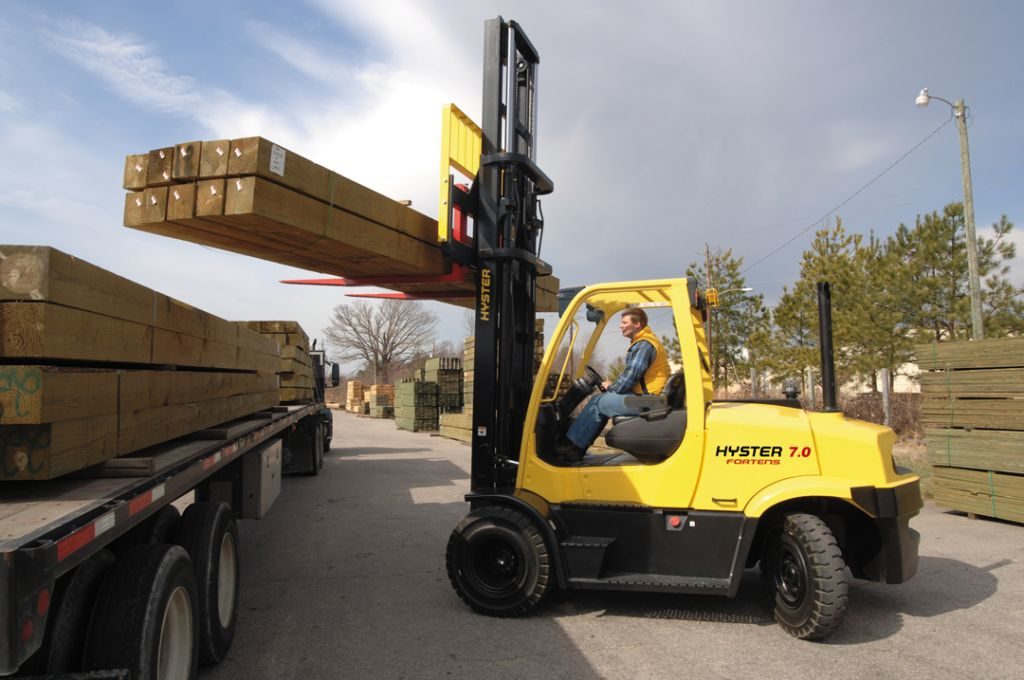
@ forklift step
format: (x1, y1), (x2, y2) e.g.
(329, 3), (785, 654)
(569, 572), (732, 594)
(561, 536), (615, 579)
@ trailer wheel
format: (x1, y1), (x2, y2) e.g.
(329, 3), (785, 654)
(29, 549), (115, 674)
(176, 502), (239, 665)
(446, 506), (551, 617)
(761, 513), (849, 640)
(305, 423), (324, 476)
(120, 506), (182, 550)
(83, 544), (198, 680)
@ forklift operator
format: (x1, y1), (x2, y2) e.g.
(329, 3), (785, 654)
(555, 307), (671, 462)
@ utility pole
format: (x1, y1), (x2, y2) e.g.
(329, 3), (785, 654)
(954, 99), (984, 340)
(705, 243), (714, 385)
(916, 89), (984, 340)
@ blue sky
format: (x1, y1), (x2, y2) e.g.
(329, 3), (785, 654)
(1, 1), (1021, 366)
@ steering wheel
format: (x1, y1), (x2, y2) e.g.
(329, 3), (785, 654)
(582, 365), (605, 392)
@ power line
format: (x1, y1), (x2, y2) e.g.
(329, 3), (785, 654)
(743, 111), (955, 275)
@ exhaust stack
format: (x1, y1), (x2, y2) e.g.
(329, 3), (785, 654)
(817, 282), (839, 412)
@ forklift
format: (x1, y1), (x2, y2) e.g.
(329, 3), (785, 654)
(442, 17), (921, 640)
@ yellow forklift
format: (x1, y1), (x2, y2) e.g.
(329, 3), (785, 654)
(442, 17), (921, 640)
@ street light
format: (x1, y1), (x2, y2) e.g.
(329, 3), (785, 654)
(915, 88), (984, 340)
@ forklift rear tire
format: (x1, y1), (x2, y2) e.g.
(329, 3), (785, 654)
(446, 506), (551, 617)
(761, 513), (848, 640)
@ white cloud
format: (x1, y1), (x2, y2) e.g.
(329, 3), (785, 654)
(0, 90), (19, 112)
(42, 20), (201, 114)
(243, 19), (359, 86)
(40, 18), (298, 141)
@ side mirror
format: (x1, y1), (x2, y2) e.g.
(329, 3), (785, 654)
(331, 363), (341, 387)
(585, 304), (605, 324)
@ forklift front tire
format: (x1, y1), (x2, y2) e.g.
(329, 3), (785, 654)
(446, 506), (551, 617)
(761, 513), (849, 640)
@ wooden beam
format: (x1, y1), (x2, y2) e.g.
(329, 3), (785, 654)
(0, 302), (153, 364)
(0, 416), (119, 481)
(123, 154), (148, 190)
(199, 140), (231, 178)
(226, 176), (446, 274)
(172, 141), (202, 181)
(146, 147), (174, 187)
(226, 137), (437, 243)
(0, 366), (118, 425)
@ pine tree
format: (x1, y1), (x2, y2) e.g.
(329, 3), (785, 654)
(687, 247), (768, 389)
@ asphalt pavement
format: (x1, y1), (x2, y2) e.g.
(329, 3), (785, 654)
(199, 411), (1024, 680)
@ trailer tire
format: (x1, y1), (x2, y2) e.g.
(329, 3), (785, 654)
(446, 506), (551, 617)
(305, 423), (324, 476)
(176, 502), (240, 665)
(761, 513), (848, 640)
(119, 506), (182, 550)
(83, 544), (198, 680)
(31, 549), (115, 674)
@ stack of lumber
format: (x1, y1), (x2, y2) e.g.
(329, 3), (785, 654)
(439, 338), (476, 444)
(425, 357), (462, 413)
(122, 138), (560, 311)
(394, 380), (438, 432)
(346, 380), (365, 413)
(438, 320), (547, 444)
(242, 321), (315, 403)
(365, 384), (395, 419)
(0, 245), (280, 480)
(919, 338), (1024, 523)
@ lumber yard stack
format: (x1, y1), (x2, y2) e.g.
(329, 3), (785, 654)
(346, 380), (365, 413)
(395, 380), (438, 432)
(439, 320), (546, 444)
(439, 339), (475, 443)
(0, 245), (280, 480)
(919, 338), (1024, 523)
(425, 357), (462, 413)
(122, 138), (560, 311)
(242, 320), (316, 403)
(365, 384), (394, 418)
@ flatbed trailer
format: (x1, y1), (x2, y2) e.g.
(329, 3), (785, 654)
(0, 402), (329, 677)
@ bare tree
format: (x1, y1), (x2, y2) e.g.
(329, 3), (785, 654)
(324, 299), (438, 383)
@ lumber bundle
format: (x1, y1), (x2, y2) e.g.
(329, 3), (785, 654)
(438, 320), (545, 443)
(0, 246), (281, 480)
(918, 339), (1024, 523)
(424, 357), (463, 413)
(346, 380), (366, 413)
(242, 321), (316, 403)
(365, 384), (394, 419)
(394, 380), (439, 432)
(122, 138), (560, 311)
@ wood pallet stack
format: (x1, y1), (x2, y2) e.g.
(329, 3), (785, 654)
(0, 245), (280, 480)
(919, 338), (1024, 523)
(242, 321), (315, 403)
(394, 380), (438, 432)
(346, 380), (366, 413)
(122, 138), (560, 311)
(425, 357), (462, 413)
(365, 384), (395, 419)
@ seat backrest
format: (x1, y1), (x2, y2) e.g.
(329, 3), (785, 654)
(662, 372), (685, 409)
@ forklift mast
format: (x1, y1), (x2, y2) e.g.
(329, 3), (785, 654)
(449, 17), (554, 492)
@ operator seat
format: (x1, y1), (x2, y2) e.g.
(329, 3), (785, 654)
(605, 372), (687, 462)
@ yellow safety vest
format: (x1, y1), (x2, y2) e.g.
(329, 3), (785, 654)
(629, 326), (671, 395)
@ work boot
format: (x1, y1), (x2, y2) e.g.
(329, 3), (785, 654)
(553, 437), (586, 463)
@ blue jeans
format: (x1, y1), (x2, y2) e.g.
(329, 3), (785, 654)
(566, 392), (642, 450)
